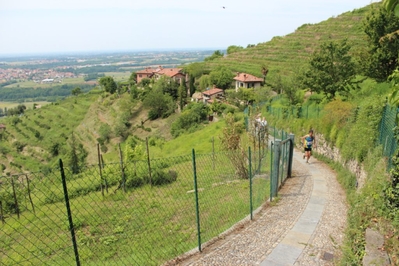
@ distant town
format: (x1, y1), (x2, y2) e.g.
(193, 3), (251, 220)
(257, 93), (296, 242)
(0, 50), (216, 84)
(0, 65), (76, 84)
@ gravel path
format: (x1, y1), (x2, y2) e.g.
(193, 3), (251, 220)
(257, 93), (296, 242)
(173, 149), (348, 266)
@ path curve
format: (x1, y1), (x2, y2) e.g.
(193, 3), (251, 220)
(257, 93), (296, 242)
(176, 149), (347, 266)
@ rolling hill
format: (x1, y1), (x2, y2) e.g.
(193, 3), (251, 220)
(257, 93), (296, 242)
(0, 2), (379, 175)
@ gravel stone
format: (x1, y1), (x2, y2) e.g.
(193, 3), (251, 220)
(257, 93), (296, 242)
(171, 150), (347, 266)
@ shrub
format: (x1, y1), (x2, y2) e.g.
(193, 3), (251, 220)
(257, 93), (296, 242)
(125, 174), (144, 189)
(0, 145), (10, 155)
(147, 169), (177, 186)
(148, 109), (159, 120)
(13, 141), (26, 152)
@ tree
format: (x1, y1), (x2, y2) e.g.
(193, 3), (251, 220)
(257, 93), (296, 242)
(183, 62), (209, 79)
(388, 69), (399, 123)
(188, 75), (195, 97)
(143, 87), (175, 119)
(99, 76), (117, 94)
(66, 133), (87, 174)
(209, 66), (234, 90)
(198, 75), (212, 90)
(138, 77), (151, 87)
(227, 45), (244, 54)
(363, 6), (399, 81)
(219, 114), (248, 179)
(130, 84), (140, 100)
(261, 64), (269, 83)
(177, 78), (187, 111)
(383, 0), (399, 15)
(153, 76), (179, 99)
(204, 50), (224, 61)
(71, 87), (82, 96)
(302, 39), (356, 100)
(170, 102), (209, 137)
(125, 139), (145, 162)
(98, 123), (112, 145)
(237, 88), (256, 105)
(129, 71), (137, 84)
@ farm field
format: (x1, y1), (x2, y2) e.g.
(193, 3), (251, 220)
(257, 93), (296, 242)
(0, 101), (51, 110)
(3, 77), (91, 89)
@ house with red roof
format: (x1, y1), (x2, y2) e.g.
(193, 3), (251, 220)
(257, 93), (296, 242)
(136, 67), (156, 83)
(202, 86), (224, 104)
(154, 67), (185, 83)
(233, 72), (264, 92)
(136, 66), (186, 84)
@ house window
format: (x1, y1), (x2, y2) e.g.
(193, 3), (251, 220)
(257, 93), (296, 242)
(240, 82), (243, 87)
(139, 74), (142, 78)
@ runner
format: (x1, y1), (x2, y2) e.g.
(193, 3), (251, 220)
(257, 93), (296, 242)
(301, 129), (316, 163)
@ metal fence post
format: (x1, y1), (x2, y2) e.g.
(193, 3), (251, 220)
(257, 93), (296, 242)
(146, 138), (152, 187)
(118, 143), (126, 192)
(10, 176), (20, 219)
(192, 149), (201, 252)
(59, 159), (80, 266)
(379, 104), (386, 143)
(249, 147), (253, 220)
(269, 141), (274, 201)
(271, 140), (281, 200)
(288, 134), (295, 178)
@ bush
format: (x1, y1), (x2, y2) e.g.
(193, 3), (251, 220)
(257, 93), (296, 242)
(125, 174), (144, 189)
(147, 169), (177, 186)
(13, 141), (26, 152)
(148, 109), (159, 120)
(0, 145), (10, 155)
(171, 102), (209, 137)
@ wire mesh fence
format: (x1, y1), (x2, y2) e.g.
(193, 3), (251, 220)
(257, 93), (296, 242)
(267, 105), (322, 120)
(0, 140), (294, 266)
(379, 104), (398, 170)
(266, 101), (399, 171)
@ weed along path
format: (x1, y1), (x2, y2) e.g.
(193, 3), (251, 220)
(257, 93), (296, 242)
(176, 148), (347, 266)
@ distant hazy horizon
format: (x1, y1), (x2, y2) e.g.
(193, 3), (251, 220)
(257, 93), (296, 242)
(0, 47), (224, 59)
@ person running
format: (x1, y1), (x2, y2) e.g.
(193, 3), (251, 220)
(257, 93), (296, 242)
(301, 129), (316, 163)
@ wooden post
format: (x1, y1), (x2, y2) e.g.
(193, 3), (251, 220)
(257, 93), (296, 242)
(11, 176), (20, 219)
(0, 201), (3, 224)
(146, 137), (152, 187)
(25, 175), (35, 215)
(118, 143), (126, 193)
(212, 136), (215, 170)
(100, 155), (108, 193)
(97, 143), (104, 197)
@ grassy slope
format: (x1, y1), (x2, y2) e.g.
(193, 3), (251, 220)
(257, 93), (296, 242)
(2, 2), (395, 265)
(0, 90), (178, 174)
(0, 3), (378, 174)
(203, 4), (373, 78)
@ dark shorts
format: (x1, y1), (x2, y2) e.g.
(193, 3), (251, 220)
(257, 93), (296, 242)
(304, 147), (312, 152)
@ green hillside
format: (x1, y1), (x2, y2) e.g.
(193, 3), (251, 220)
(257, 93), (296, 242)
(202, 4), (375, 79)
(0, 2), (381, 175)
(1, 1), (399, 264)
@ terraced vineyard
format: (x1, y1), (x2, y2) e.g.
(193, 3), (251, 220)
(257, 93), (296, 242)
(204, 4), (373, 78)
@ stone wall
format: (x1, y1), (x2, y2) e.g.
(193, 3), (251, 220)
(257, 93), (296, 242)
(299, 133), (368, 190)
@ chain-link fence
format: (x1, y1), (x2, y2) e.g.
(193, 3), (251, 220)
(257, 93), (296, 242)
(0, 138), (296, 266)
(379, 104), (399, 170)
(267, 105), (322, 120)
(266, 100), (399, 171)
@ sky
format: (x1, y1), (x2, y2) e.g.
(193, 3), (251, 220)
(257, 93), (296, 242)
(0, 0), (379, 55)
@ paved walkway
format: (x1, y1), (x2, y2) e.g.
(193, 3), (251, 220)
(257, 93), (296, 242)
(176, 147), (347, 266)
(261, 151), (328, 265)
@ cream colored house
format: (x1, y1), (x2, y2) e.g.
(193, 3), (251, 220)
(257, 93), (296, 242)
(233, 72), (263, 92)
